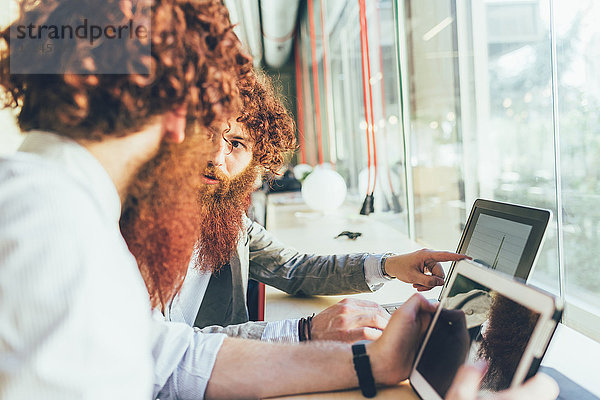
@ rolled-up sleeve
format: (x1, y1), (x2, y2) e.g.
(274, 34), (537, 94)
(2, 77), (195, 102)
(247, 220), (373, 295)
(363, 254), (393, 291)
(151, 312), (226, 400)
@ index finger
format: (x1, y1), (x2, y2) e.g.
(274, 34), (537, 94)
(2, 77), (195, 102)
(427, 251), (470, 263)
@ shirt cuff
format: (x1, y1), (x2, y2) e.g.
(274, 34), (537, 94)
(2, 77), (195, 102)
(151, 312), (227, 400)
(260, 319), (300, 343)
(364, 254), (393, 291)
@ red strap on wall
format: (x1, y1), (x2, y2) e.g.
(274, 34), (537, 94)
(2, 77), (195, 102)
(308, 0), (324, 165)
(319, 0), (335, 168)
(294, 36), (307, 164)
(358, 0), (377, 194)
(359, 0), (378, 194)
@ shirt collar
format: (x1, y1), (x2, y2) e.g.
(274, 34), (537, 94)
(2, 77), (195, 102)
(18, 131), (122, 222)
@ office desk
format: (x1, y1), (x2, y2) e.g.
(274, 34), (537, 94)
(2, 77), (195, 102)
(264, 193), (429, 316)
(263, 194), (434, 399)
(267, 382), (419, 400)
(263, 193), (600, 399)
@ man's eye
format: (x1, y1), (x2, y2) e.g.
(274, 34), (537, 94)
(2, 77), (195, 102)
(230, 140), (245, 149)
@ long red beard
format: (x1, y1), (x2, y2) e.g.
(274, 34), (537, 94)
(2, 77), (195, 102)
(196, 164), (259, 271)
(120, 133), (208, 310)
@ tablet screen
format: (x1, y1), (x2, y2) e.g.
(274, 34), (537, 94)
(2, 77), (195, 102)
(415, 273), (540, 397)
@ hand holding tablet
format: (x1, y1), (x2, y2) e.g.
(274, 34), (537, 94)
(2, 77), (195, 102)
(446, 363), (559, 400)
(410, 259), (562, 400)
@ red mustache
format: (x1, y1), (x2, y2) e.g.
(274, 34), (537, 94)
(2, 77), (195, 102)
(203, 166), (228, 183)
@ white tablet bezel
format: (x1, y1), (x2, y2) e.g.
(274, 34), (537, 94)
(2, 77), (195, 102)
(410, 259), (561, 400)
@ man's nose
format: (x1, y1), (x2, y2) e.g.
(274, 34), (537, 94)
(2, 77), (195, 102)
(208, 135), (228, 167)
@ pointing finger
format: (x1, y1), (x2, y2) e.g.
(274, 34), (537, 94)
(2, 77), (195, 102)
(426, 251), (469, 263)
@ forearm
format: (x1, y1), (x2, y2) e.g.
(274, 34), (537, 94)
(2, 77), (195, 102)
(205, 294), (435, 399)
(248, 219), (371, 295)
(250, 253), (372, 295)
(197, 321), (267, 340)
(206, 338), (359, 399)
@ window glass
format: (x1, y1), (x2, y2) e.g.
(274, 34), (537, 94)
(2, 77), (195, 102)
(402, 0), (561, 301)
(367, 0), (408, 218)
(555, 0), (600, 339)
(326, 0), (408, 230)
(474, 0), (559, 295)
(328, 1), (365, 190)
(403, 0), (468, 250)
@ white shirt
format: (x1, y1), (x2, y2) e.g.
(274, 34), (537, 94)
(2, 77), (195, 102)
(0, 132), (153, 398)
(0, 132), (227, 400)
(165, 249), (390, 343)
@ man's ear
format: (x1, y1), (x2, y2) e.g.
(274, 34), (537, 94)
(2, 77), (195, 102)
(162, 105), (187, 144)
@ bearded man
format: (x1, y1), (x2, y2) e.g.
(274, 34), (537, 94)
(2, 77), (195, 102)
(0, 0), (254, 396)
(146, 74), (470, 343)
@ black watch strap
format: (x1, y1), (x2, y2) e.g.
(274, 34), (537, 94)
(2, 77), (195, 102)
(352, 341), (377, 398)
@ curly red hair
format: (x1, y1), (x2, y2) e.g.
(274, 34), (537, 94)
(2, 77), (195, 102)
(236, 73), (297, 174)
(0, 0), (253, 140)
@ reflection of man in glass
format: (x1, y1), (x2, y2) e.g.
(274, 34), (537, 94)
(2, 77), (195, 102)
(477, 293), (540, 391)
(446, 288), (492, 341)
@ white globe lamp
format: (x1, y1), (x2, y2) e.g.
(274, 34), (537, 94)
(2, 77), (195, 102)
(301, 166), (347, 212)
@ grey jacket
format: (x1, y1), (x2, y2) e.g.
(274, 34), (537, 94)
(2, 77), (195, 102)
(196, 216), (373, 339)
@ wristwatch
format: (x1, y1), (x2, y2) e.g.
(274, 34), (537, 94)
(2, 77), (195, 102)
(380, 252), (396, 279)
(352, 340), (377, 398)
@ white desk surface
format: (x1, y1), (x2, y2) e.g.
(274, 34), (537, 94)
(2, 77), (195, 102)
(263, 193), (600, 399)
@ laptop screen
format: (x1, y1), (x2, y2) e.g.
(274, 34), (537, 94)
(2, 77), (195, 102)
(439, 199), (551, 299)
(465, 213), (533, 276)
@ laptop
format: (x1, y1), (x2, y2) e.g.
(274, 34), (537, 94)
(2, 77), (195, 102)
(384, 198), (552, 313)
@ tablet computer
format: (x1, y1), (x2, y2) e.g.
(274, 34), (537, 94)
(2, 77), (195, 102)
(410, 259), (562, 400)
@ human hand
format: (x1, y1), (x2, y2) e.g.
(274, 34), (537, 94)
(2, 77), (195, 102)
(367, 294), (438, 385)
(310, 298), (390, 342)
(384, 249), (469, 291)
(446, 363), (559, 400)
